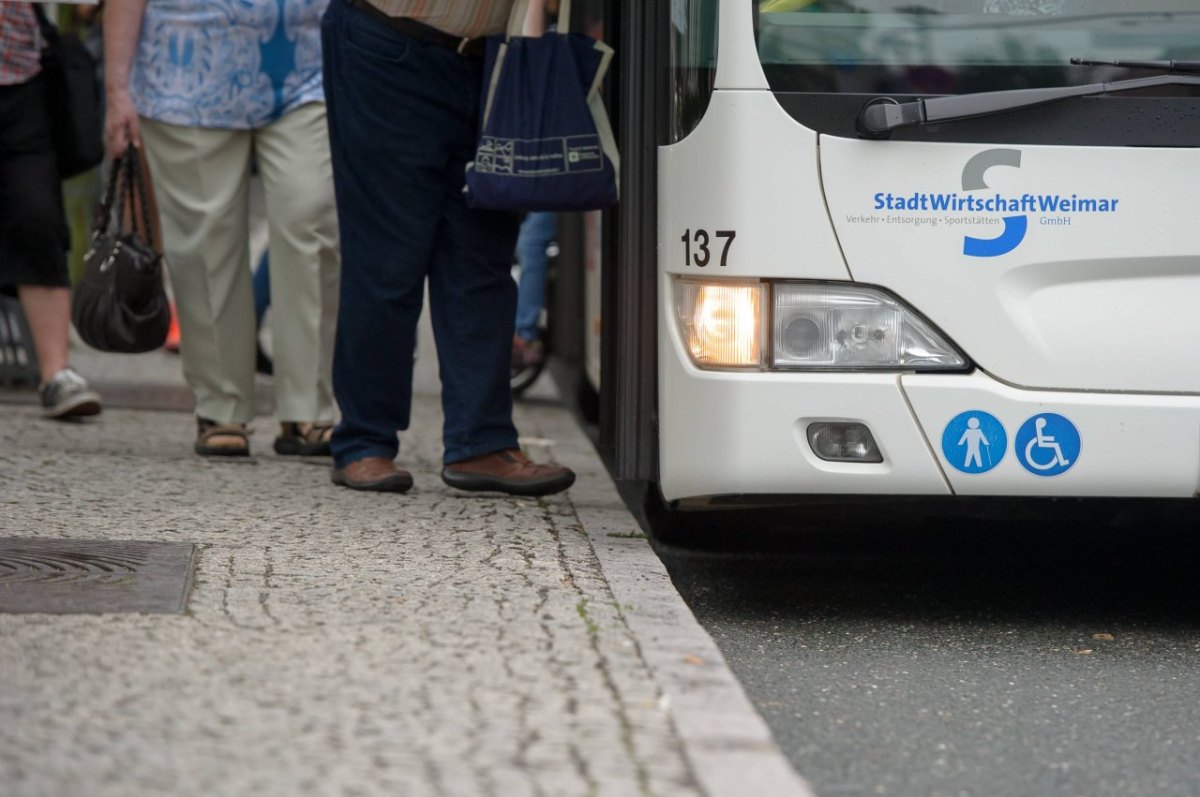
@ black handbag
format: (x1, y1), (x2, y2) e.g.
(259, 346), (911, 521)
(72, 148), (171, 354)
(33, 5), (103, 179)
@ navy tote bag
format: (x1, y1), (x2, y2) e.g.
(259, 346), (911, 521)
(465, 0), (619, 212)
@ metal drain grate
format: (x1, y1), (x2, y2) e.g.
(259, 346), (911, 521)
(0, 538), (195, 614)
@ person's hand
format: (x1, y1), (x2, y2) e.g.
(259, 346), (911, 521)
(104, 87), (141, 159)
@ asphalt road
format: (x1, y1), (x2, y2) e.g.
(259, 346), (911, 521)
(653, 498), (1200, 797)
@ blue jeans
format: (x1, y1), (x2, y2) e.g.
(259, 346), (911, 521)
(514, 211), (556, 343)
(253, 250), (270, 326)
(323, 0), (521, 467)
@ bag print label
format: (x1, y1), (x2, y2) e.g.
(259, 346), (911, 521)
(474, 135), (605, 178)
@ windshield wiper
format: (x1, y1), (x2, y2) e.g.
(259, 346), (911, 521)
(856, 73), (1200, 138)
(1070, 57), (1200, 74)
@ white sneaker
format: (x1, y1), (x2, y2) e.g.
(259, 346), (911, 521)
(39, 367), (102, 419)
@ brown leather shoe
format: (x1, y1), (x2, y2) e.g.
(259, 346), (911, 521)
(331, 457), (413, 493)
(442, 449), (575, 496)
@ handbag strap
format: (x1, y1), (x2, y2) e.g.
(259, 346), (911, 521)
(30, 4), (58, 51)
(94, 147), (158, 252)
(96, 152), (126, 235)
(125, 149), (158, 252)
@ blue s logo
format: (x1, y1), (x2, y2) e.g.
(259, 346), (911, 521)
(961, 149), (1026, 258)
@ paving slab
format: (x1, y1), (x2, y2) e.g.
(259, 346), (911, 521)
(0, 345), (812, 797)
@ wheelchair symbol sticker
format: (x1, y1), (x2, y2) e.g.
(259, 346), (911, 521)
(941, 411), (1007, 474)
(1015, 413), (1080, 477)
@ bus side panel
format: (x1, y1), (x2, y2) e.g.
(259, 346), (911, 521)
(658, 91), (847, 281)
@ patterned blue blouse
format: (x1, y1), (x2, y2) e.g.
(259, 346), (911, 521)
(131, 0), (328, 129)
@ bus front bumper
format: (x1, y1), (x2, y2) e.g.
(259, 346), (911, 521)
(658, 362), (1200, 503)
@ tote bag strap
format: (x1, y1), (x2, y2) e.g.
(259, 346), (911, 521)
(506, 0), (573, 38)
(586, 40), (619, 196)
(505, 0), (530, 38)
(556, 0), (572, 33)
(490, 0), (577, 118)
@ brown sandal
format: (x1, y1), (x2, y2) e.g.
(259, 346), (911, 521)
(273, 422), (333, 457)
(195, 418), (251, 457)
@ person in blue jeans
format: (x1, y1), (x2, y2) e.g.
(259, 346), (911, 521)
(512, 0), (561, 370)
(512, 211), (556, 368)
(321, 0), (575, 496)
(253, 250), (273, 375)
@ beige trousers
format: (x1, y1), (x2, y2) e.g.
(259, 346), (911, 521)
(140, 103), (339, 425)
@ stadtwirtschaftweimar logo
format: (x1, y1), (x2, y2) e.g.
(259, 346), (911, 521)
(869, 147), (1121, 259)
(960, 148), (1026, 258)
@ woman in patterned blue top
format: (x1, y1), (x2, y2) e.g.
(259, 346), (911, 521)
(128, 1), (327, 129)
(104, 0), (339, 457)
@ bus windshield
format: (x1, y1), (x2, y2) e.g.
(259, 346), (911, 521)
(757, 1), (1200, 95)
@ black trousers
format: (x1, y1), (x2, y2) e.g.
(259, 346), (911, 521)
(0, 73), (70, 292)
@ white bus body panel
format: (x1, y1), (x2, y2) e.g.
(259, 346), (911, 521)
(658, 91), (849, 281)
(821, 138), (1200, 394)
(713, 0), (769, 91)
(658, 343), (953, 499)
(657, 113), (1200, 501)
(656, 0), (1200, 503)
(657, 338), (1200, 501)
(659, 346), (1200, 501)
(903, 373), (1200, 498)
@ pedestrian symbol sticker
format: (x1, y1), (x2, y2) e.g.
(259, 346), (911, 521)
(1015, 413), (1079, 477)
(941, 411), (1006, 474)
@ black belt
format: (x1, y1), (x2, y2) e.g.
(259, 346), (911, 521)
(344, 0), (487, 59)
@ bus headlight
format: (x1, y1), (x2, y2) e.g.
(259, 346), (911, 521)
(772, 283), (967, 370)
(673, 279), (765, 368)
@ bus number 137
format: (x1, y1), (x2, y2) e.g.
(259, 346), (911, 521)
(681, 229), (736, 268)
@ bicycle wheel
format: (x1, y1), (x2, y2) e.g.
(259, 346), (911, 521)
(510, 360), (544, 396)
(511, 336), (546, 396)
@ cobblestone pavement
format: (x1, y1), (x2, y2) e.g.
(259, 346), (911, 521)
(0, 350), (811, 797)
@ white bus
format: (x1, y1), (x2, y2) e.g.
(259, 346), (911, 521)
(597, 0), (1200, 513)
